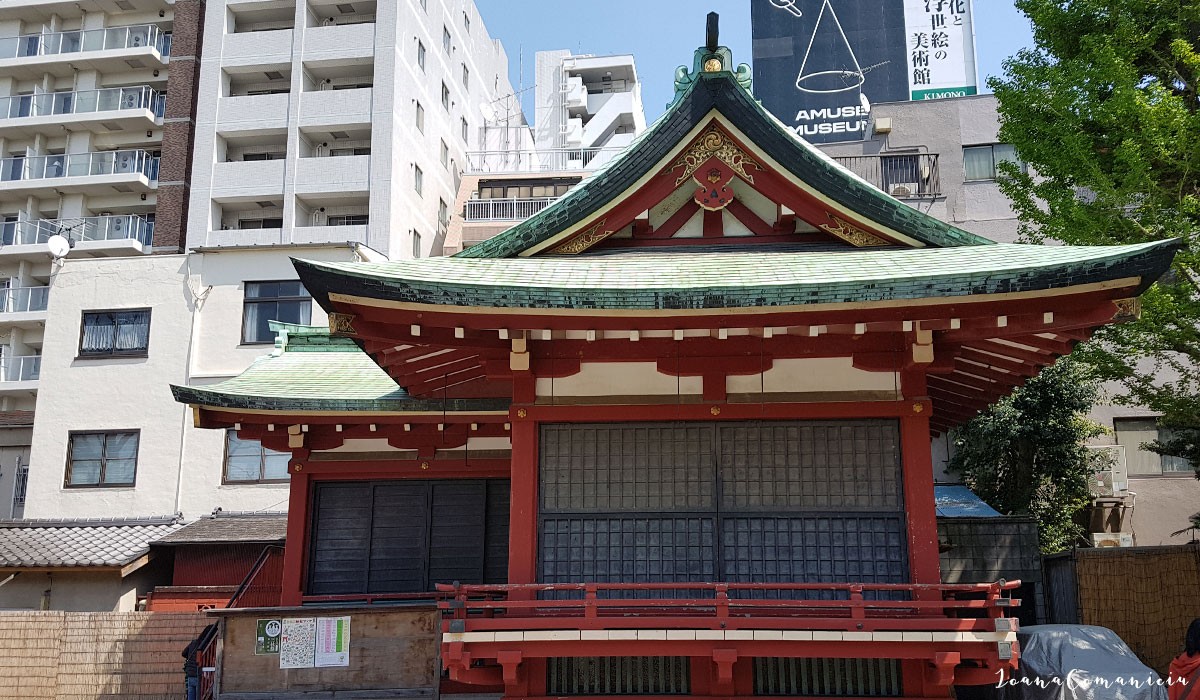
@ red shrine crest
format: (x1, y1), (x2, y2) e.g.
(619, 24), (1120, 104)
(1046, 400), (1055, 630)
(694, 160), (736, 210)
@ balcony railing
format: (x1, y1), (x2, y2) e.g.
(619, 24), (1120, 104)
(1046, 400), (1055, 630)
(0, 287), (48, 314)
(465, 197), (557, 222)
(0, 86), (164, 121)
(0, 150), (159, 184)
(834, 153), (941, 198)
(465, 147), (624, 174)
(0, 24), (170, 60)
(0, 356), (40, 382)
(2, 215), (154, 248)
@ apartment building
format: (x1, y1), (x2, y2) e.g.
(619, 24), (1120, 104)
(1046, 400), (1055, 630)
(186, 0), (521, 260)
(9, 0), (522, 533)
(0, 0), (204, 518)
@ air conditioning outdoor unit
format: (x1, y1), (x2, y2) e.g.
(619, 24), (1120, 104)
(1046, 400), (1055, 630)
(1087, 445), (1129, 497)
(1091, 532), (1134, 548)
(890, 183), (917, 197)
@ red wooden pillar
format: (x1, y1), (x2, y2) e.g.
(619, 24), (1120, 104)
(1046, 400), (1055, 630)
(509, 372), (539, 587)
(280, 467), (311, 606)
(900, 368), (941, 585)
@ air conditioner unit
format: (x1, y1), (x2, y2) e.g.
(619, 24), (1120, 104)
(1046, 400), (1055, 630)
(1087, 445), (1129, 496)
(111, 217), (125, 232)
(122, 93), (137, 109)
(890, 183), (917, 197)
(1091, 532), (1134, 548)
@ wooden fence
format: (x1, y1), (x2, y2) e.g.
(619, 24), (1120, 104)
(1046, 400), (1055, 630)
(0, 611), (209, 700)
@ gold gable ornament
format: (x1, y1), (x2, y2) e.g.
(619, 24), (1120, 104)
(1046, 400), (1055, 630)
(819, 215), (890, 248)
(672, 127), (761, 187)
(550, 219), (612, 255)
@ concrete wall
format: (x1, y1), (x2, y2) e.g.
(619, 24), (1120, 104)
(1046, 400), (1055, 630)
(22, 246), (362, 520)
(820, 94), (1021, 243)
(0, 556), (169, 612)
(0, 427), (31, 519)
(214, 607), (439, 698)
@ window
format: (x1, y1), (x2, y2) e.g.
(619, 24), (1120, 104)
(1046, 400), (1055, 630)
(441, 81), (450, 111)
(417, 40), (425, 71)
(224, 430), (289, 483)
(80, 309), (150, 357)
(463, 11), (470, 33)
(66, 431), (138, 487)
(438, 198), (449, 233)
(460, 117), (469, 143)
(329, 146), (370, 156)
(420, 0), (427, 11)
(1115, 418), (1195, 475)
(462, 64), (470, 91)
(243, 152), (284, 161)
(327, 214), (369, 226)
(242, 281), (312, 344)
(414, 164), (424, 195)
(415, 101), (424, 133)
(963, 144), (1026, 181)
(412, 230), (422, 258)
(442, 26), (451, 54)
(238, 217), (284, 229)
(439, 139), (449, 169)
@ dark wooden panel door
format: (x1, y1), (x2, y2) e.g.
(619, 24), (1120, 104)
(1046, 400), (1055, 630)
(307, 479), (510, 596)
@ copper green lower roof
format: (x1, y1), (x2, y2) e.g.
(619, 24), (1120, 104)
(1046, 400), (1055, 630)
(171, 326), (508, 414)
(297, 240), (1178, 312)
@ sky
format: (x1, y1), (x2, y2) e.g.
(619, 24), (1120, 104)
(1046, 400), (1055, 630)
(473, 0), (1035, 124)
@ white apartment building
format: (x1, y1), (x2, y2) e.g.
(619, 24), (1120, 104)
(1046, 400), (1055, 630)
(534, 51), (645, 157)
(11, 0), (523, 525)
(0, 0), (205, 517)
(187, 0), (522, 260)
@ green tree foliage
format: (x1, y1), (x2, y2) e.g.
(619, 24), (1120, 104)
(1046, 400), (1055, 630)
(989, 0), (1200, 476)
(948, 361), (1106, 553)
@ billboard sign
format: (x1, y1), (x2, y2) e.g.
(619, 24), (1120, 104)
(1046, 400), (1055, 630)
(752, 0), (977, 144)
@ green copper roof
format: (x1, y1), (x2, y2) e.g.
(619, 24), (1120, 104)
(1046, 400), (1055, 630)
(297, 240), (1178, 312)
(171, 325), (508, 413)
(456, 68), (993, 260)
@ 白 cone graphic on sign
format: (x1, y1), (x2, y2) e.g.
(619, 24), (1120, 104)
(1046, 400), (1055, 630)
(795, 0), (865, 94)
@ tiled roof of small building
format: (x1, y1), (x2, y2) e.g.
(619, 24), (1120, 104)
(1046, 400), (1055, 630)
(0, 516), (183, 569)
(171, 325), (509, 413)
(296, 240), (1178, 312)
(154, 512), (287, 545)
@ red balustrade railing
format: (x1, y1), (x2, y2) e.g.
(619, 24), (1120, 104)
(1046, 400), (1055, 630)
(437, 580), (1021, 633)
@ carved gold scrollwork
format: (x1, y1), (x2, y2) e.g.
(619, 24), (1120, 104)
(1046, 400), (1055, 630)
(1112, 298), (1142, 323)
(819, 215), (890, 248)
(327, 312), (357, 335)
(550, 219), (611, 255)
(672, 126), (761, 186)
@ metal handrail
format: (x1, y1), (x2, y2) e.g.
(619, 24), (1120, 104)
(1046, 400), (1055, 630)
(227, 545), (285, 609)
(0, 356), (40, 382)
(0, 24), (169, 60)
(2, 215), (154, 247)
(834, 153), (942, 198)
(0, 150), (159, 183)
(465, 146), (624, 174)
(0, 86), (164, 120)
(464, 197), (557, 221)
(0, 286), (48, 314)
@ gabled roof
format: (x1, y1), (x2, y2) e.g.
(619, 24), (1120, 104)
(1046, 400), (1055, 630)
(457, 67), (992, 259)
(170, 324), (509, 414)
(0, 516), (182, 570)
(154, 512), (287, 546)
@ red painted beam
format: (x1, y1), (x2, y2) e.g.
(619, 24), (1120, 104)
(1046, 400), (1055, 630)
(957, 347), (1041, 376)
(703, 208), (723, 238)
(1006, 333), (1076, 355)
(969, 339), (1057, 366)
(513, 400), (914, 423)
(726, 197), (775, 236)
(650, 199), (700, 239)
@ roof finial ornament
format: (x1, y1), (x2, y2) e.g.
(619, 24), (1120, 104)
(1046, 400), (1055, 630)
(672, 12), (753, 106)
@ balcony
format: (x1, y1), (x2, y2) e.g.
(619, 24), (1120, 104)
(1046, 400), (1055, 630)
(0, 355), (40, 389)
(464, 147), (625, 174)
(465, 197), (556, 222)
(834, 154), (941, 198)
(0, 150), (158, 197)
(1, 215), (155, 256)
(0, 25), (170, 79)
(437, 580), (1021, 693)
(0, 86), (163, 137)
(0, 286), (48, 314)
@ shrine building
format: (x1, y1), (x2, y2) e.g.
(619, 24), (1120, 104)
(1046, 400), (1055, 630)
(172, 17), (1179, 700)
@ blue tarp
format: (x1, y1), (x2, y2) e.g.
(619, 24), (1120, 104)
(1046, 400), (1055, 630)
(934, 485), (1003, 518)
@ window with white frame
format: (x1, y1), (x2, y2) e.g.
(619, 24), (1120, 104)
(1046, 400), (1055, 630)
(414, 164), (424, 195)
(417, 40), (426, 71)
(224, 429), (290, 483)
(963, 144), (1026, 181)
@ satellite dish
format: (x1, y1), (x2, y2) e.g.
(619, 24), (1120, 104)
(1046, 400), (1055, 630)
(47, 235), (70, 259)
(479, 102), (497, 122)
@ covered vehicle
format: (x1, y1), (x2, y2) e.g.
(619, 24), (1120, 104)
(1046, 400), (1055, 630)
(959, 625), (1167, 700)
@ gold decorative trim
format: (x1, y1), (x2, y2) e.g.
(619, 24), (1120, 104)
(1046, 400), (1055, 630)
(819, 215), (890, 248)
(1112, 298), (1142, 322)
(672, 126), (761, 186)
(549, 219), (611, 255)
(328, 312), (357, 335)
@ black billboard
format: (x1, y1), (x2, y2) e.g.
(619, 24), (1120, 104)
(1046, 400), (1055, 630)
(752, 0), (911, 144)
